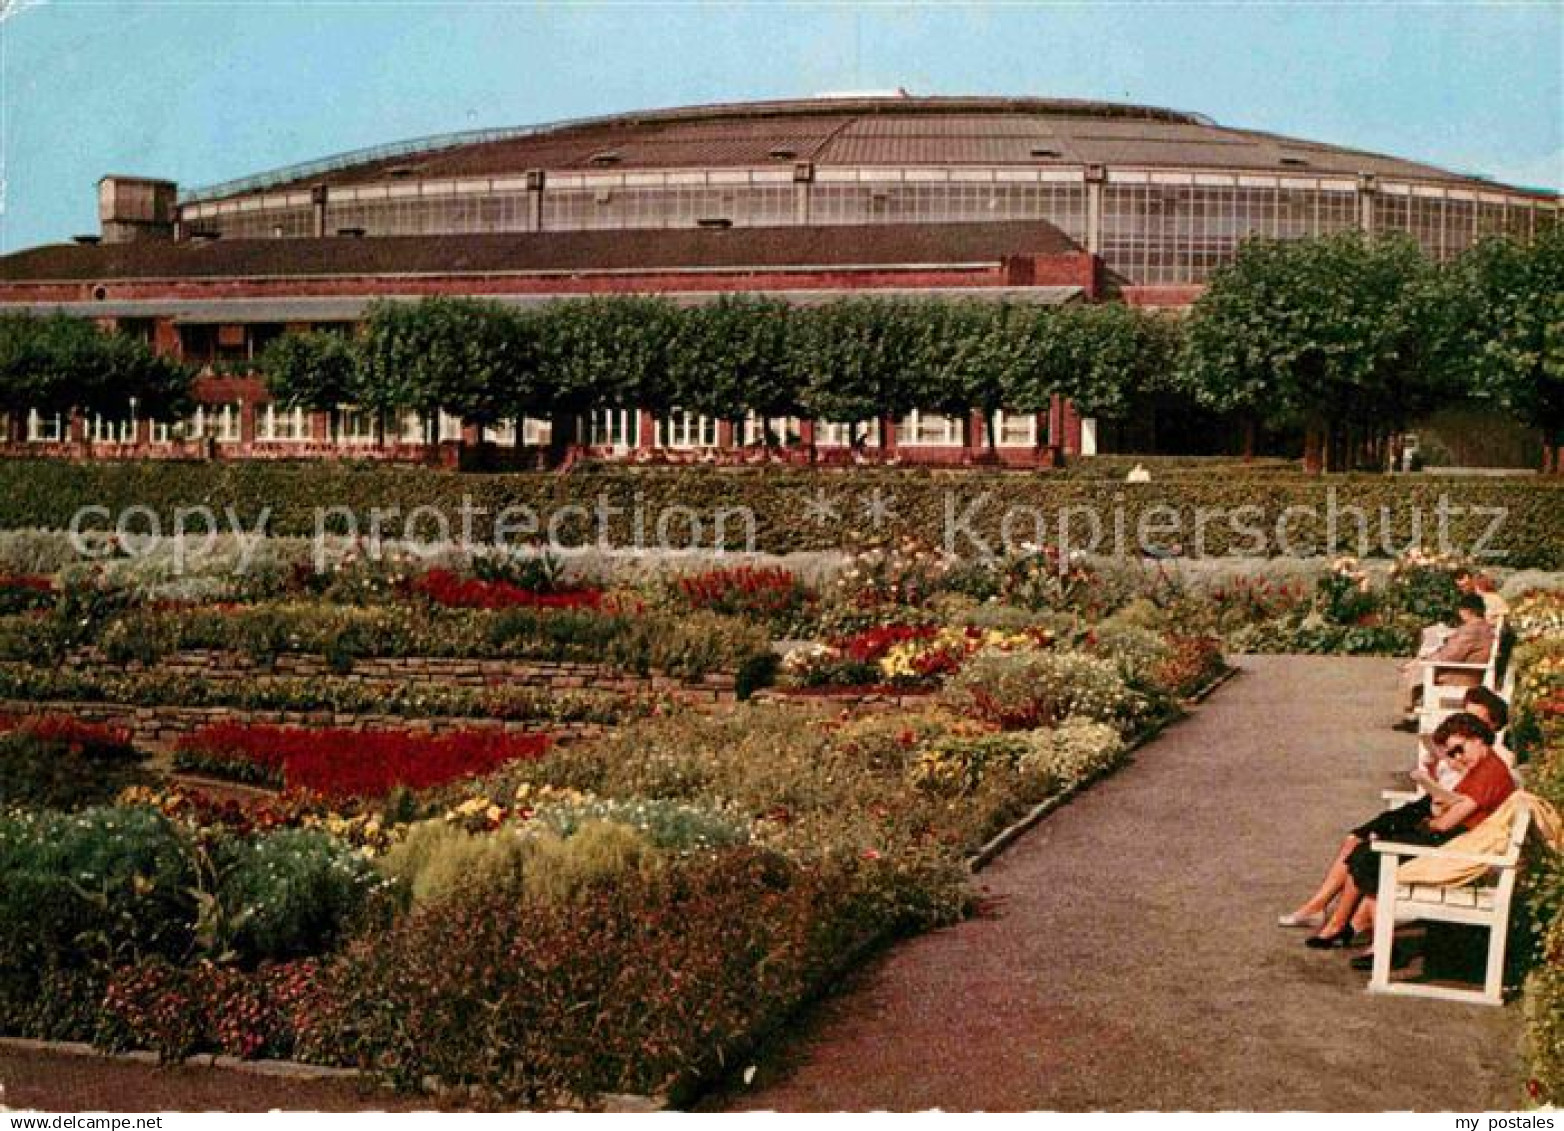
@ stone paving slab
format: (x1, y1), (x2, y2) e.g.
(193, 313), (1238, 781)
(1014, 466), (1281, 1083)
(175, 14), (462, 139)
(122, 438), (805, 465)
(709, 655), (1523, 1112)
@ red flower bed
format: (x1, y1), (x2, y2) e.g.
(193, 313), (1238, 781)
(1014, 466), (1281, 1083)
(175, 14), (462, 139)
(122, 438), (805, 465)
(0, 712), (133, 752)
(409, 569), (603, 611)
(175, 723), (551, 799)
(678, 566), (803, 619)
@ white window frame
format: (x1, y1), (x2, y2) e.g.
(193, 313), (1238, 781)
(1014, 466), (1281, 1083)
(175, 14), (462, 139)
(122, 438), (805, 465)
(994, 410), (1040, 448)
(896, 410), (964, 447)
(258, 404), (307, 443)
(88, 413), (136, 444)
(656, 409), (718, 450)
(26, 410), (66, 443)
(334, 407), (379, 446)
(816, 419), (881, 447)
(585, 408), (636, 451)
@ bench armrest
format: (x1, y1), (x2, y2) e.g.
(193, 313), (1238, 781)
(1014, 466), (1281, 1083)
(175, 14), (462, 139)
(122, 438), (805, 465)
(1370, 839), (1517, 868)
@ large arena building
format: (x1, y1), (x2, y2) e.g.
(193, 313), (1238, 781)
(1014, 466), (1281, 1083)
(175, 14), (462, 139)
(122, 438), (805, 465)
(0, 94), (1554, 463)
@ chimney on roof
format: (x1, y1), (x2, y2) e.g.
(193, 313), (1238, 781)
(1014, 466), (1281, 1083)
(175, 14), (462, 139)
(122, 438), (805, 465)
(98, 176), (177, 244)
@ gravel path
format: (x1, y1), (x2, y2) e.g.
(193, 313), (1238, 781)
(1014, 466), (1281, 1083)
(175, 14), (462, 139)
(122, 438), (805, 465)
(706, 654), (1524, 1111)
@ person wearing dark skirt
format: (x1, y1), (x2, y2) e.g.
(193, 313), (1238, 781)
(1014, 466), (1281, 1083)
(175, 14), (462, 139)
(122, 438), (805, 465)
(1305, 713), (1516, 962)
(1277, 694), (1511, 933)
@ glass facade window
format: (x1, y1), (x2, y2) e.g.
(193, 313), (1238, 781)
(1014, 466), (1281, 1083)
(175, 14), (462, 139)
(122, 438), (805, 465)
(178, 162), (1550, 286)
(808, 178), (1086, 240)
(326, 190), (538, 236)
(542, 183), (794, 230)
(1102, 178), (1358, 285)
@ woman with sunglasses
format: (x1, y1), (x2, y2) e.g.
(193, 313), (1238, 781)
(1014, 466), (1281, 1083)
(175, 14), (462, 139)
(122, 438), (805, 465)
(1304, 712), (1516, 955)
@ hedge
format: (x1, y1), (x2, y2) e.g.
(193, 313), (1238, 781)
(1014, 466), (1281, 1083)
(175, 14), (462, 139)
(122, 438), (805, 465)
(2, 461), (1560, 567)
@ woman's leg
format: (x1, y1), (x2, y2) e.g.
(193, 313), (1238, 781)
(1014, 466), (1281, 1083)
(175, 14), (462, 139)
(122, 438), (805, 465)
(1290, 834), (1360, 917)
(1314, 875), (1364, 939)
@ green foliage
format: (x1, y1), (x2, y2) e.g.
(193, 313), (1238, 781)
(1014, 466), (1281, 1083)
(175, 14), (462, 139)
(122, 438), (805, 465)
(0, 313), (193, 421)
(258, 330), (363, 414)
(1178, 232), (1449, 464)
(0, 805), (198, 1031)
(1442, 224), (1564, 449)
(0, 724), (150, 810)
(214, 828), (390, 964)
(2, 462), (1557, 566)
(359, 297), (535, 429)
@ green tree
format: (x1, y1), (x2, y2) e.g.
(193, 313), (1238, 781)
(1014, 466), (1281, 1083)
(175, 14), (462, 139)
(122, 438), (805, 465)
(665, 296), (797, 436)
(792, 299), (921, 447)
(1178, 232), (1443, 471)
(1441, 224), (1564, 473)
(359, 298), (532, 442)
(258, 330), (363, 435)
(0, 314), (192, 428)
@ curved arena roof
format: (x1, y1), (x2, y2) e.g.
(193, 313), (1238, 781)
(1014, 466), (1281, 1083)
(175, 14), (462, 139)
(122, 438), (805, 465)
(182, 95), (1536, 204)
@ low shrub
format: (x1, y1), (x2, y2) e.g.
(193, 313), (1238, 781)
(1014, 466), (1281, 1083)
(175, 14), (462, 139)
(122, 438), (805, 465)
(0, 806), (198, 1039)
(0, 665), (640, 724)
(97, 958), (321, 1063)
(0, 715), (148, 810)
(301, 847), (838, 1103)
(214, 828), (393, 964)
(941, 648), (1149, 732)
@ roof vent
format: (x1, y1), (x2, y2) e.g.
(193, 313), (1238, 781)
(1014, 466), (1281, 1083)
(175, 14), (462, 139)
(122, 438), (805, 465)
(696, 217), (733, 230)
(588, 150), (622, 166)
(386, 165), (416, 178)
(1279, 154), (1311, 167)
(72, 234), (102, 246)
(1029, 146), (1063, 159)
(769, 147), (798, 160)
(335, 227), (367, 238)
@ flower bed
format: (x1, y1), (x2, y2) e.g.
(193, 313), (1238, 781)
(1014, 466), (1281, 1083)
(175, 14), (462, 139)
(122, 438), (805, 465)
(1501, 589), (1564, 1106)
(408, 568), (604, 611)
(174, 723), (552, 798)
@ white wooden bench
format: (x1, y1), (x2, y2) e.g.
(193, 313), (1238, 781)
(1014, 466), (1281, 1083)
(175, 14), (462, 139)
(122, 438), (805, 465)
(1417, 617), (1507, 735)
(1367, 799), (1531, 1005)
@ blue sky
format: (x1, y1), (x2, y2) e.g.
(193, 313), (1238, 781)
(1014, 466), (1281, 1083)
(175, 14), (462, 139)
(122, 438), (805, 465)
(1, 0), (1559, 251)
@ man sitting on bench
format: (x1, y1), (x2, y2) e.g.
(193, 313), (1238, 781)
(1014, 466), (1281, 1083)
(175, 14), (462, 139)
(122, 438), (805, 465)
(1397, 593), (1495, 723)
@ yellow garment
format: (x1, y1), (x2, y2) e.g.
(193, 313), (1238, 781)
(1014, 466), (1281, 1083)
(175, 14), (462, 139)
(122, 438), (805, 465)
(1397, 792), (1563, 887)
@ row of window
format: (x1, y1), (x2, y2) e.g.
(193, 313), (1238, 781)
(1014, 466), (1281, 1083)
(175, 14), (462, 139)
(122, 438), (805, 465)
(180, 172), (1554, 286)
(18, 408), (1046, 449)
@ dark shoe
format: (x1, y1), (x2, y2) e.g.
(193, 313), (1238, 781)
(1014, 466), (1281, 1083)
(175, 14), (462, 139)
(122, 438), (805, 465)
(1393, 718), (1419, 733)
(1350, 945), (1406, 971)
(1305, 925), (1357, 949)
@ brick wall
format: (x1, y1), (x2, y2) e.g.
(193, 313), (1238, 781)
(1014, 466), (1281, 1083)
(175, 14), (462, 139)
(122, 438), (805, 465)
(54, 648), (742, 701)
(0, 697), (596, 752)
